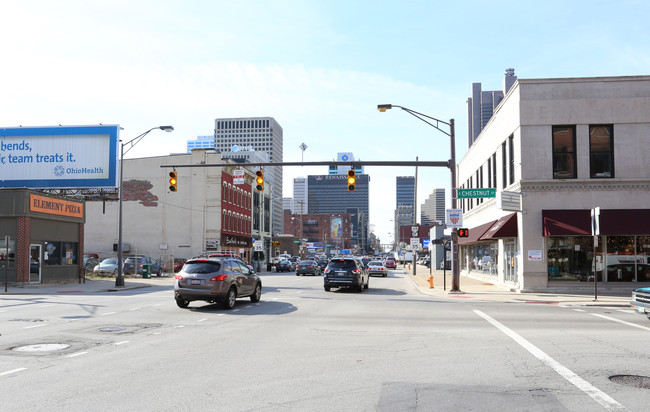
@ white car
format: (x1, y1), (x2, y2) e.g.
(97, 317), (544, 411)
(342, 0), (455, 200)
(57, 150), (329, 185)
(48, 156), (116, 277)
(94, 258), (120, 276)
(367, 260), (388, 277)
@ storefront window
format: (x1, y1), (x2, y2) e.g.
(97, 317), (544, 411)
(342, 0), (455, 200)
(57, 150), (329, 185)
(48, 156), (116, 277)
(0, 238), (16, 268)
(547, 237), (594, 281)
(469, 242), (498, 277)
(637, 236), (650, 282)
(606, 236), (641, 282)
(43, 242), (78, 266)
(504, 239), (518, 284)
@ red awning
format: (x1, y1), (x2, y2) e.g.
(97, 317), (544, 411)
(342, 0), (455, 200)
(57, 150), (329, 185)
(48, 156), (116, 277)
(457, 220), (497, 245)
(542, 210), (591, 236)
(481, 213), (518, 239)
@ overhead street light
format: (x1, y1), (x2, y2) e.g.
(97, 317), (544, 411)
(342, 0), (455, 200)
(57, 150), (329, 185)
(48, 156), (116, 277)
(116, 125), (174, 287)
(377, 104), (460, 292)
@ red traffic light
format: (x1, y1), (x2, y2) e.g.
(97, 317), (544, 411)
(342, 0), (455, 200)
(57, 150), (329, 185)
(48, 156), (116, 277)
(458, 228), (469, 237)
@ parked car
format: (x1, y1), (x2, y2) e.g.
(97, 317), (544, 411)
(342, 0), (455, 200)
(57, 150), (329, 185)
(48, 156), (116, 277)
(276, 259), (295, 272)
(123, 256), (162, 276)
(94, 258), (120, 276)
(296, 260), (321, 276)
(630, 287), (650, 320)
(367, 260), (388, 277)
(384, 257), (397, 269)
(164, 258), (187, 273)
(83, 256), (99, 274)
(323, 257), (369, 292)
(174, 257), (262, 309)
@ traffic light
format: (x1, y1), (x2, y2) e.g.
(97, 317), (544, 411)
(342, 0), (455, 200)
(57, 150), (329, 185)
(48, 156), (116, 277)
(255, 170), (264, 191)
(458, 228), (469, 237)
(347, 169), (356, 191)
(169, 171), (177, 192)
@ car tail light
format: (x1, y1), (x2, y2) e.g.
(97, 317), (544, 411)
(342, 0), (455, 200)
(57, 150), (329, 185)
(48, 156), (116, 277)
(210, 274), (227, 281)
(352, 269), (361, 274)
(175, 274), (183, 280)
(296, 265), (301, 269)
(308, 265), (313, 268)
(324, 269), (330, 274)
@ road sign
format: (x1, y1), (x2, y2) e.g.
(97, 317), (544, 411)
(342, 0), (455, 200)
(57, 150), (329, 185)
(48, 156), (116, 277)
(445, 209), (463, 228)
(457, 188), (496, 199)
(233, 169), (245, 185)
(254, 240), (263, 251)
(410, 238), (420, 249)
(411, 226), (419, 237)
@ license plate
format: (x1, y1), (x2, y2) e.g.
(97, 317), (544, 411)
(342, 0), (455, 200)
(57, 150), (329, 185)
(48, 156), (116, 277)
(190, 279), (201, 285)
(337, 271), (346, 276)
(635, 306), (646, 313)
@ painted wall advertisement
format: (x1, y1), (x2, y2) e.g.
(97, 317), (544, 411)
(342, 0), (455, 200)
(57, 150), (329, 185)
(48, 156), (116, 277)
(330, 217), (342, 241)
(0, 125), (119, 189)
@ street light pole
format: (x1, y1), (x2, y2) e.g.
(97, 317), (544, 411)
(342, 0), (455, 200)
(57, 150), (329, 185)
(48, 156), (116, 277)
(378, 104), (460, 291)
(116, 125), (174, 287)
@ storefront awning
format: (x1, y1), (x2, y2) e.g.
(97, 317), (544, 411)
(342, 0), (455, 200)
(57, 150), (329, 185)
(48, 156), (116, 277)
(481, 213), (518, 239)
(543, 209), (650, 236)
(457, 220), (497, 245)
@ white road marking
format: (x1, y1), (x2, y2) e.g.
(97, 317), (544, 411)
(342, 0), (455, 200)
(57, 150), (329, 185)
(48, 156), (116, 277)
(67, 352), (88, 358)
(233, 309), (240, 312)
(617, 309), (634, 314)
(153, 332), (162, 335)
(114, 341), (129, 345)
(24, 324), (46, 329)
(218, 314), (225, 316)
(573, 309), (586, 312)
(0, 368), (27, 377)
(197, 318), (207, 322)
(474, 309), (625, 410)
(101, 312), (117, 316)
(591, 313), (650, 332)
(129, 307), (141, 311)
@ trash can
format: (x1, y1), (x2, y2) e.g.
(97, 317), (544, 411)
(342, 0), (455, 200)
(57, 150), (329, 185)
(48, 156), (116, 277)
(142, 264), (151, 279)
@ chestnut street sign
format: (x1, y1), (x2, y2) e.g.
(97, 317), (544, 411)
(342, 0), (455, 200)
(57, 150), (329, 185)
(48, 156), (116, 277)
(456, 188), (496, 198)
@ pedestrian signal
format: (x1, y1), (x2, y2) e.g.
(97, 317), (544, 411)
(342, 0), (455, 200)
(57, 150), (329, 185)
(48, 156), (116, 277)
(458, 228), (469, 237)
(169, 171), (178, 192)
(347, 169), (356, 191)
(255, 170), (264, 191)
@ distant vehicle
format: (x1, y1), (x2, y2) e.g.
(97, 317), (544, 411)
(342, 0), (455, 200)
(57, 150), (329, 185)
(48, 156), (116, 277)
(174, 257), (261, 309)
(164, 258), (187, 273)
(123, 256), (162, 276)
(367, 260), (387, 277)
(83, 256), (99, 274)
(360, 257), (371, 269)
(323, 257), (369, 292)
(276, 259), (295, 272)
(630, 287), (650, 320)
(384, 257), (397, 269)
(296, 260), (321, 276)
(317, 258), (329, 271)
(94, 258), (120, 276)
(270, 253), (292, 271)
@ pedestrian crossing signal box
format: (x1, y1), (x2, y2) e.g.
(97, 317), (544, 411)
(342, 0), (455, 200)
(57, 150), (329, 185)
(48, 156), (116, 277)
(458, 228), (469, 237)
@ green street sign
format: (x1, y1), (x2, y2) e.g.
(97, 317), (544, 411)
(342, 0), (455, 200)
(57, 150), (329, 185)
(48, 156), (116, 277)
(456, 188), (496, 199)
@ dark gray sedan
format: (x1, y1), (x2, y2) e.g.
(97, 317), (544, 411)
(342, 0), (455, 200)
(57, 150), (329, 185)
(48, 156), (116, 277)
(174, 258), (262, 309)
(295, 260), (321, 276)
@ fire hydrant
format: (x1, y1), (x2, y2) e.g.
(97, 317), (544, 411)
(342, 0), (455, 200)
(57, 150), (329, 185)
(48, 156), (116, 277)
(428, 275), (434, 289)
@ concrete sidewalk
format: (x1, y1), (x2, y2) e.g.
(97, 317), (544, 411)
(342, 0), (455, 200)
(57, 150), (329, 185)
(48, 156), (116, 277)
(0, 275), (176, 295)
(401, 263), (633, 307)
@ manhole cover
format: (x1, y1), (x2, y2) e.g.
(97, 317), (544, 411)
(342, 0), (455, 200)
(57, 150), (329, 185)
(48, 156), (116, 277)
(609, 375), (650, 389)
(12, 343), (70, 352)
(99, 327), (126, 333)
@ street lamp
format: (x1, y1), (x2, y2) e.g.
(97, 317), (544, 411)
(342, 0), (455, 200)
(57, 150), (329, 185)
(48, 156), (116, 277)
(116, 125), (174, 287)
(378, 104), (460, 291)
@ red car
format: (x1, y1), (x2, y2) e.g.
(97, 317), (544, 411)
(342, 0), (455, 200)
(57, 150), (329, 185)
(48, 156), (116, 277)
(384, 257), (396, 269)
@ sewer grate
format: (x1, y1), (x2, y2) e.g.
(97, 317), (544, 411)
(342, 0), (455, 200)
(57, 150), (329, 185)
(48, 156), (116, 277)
(12, 343), (71, 352)
(609, 375), (650, 389)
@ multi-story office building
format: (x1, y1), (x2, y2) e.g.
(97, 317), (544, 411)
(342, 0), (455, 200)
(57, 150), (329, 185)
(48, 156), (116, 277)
(328, 152), (364, 176)
(214, 117), (283, 234)
(467, 68), (517, 147)
(421, 188), (445, 225)
(282, 197), (293, 213)
(187, 135), (215, 152)
(307, 174), (369, 252)
(395, 176), (415, 226)
(458, 74), (650, 292)
(293, 177), (308, 215)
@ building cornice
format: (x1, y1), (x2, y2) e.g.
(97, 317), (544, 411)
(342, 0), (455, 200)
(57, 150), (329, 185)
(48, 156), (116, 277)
(520, 179), (650, 192)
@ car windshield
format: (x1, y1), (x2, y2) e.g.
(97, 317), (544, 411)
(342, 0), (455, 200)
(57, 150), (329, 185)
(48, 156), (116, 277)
(183, 261), (221, 274)
(369, 261), (383, 266)
(299, 260), (313, 265)
(102, 258), (118, 265)
(328, 260), (356, 270)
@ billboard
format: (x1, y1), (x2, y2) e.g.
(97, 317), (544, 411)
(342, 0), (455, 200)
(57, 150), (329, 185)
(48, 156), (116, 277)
(330, 217), (342, 241)
(0, 125), (119, 189)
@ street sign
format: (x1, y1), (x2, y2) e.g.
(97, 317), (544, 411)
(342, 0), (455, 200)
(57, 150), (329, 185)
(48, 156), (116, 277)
(410, 238), (420, 249)
(411, 226), (419, 237)
(457, 188), (496, 199)
(254, 240), (263, 251)
(233, 169), (245, 185)
(445, 209), (463, 228)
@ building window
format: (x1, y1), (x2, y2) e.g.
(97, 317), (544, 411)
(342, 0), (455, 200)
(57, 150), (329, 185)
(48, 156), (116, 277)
(590, 125), (614, 178)
(43, 242), (78, 265)
(487, 158), (492, 188)
(501, 142), (507, 188)
(508, 134), (515, 185)
(552, 125), (576, 179)
(491, 153), (497, 189)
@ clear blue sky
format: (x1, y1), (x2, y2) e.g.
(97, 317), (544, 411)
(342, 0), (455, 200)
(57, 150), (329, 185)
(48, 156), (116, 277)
(2, 0), (649, 245)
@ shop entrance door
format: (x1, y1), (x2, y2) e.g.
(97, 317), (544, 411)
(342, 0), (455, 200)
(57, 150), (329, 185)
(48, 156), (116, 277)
(30, 244), (41, 283)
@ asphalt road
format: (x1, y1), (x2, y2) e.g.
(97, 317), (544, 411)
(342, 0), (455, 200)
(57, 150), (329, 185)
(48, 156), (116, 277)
(1, 269), (648, 411)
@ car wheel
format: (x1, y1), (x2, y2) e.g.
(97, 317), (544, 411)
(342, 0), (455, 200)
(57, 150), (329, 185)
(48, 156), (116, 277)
(324, 285), (331, 292)
(112, 268), (117, 276)
(156, 269), (162, 277)
(176, 298), (189, 308)
(383, 273), (387, 277)
(296, 273), (300, 276)
(223, 287), (237, 310)
(357, 282), (363, 293)
(365, 278), (369, 289)
(250, 283), (262, 302)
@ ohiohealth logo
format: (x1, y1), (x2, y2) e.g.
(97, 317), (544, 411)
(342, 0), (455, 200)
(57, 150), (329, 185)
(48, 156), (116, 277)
(54, 165), (65, 177)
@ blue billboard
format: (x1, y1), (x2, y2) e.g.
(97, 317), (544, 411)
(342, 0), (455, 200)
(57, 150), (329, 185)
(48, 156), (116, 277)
(0, 125), (119, 189)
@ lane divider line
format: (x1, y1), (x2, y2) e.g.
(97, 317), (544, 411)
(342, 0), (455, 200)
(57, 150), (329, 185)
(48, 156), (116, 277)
(591, 313), (650, 332)
(114, 341), (129, 345)
(67, 352), (88, 358)
(473, 309), (625, 411)
(24, 324), (46, 329)
(0, 368), (27, 377)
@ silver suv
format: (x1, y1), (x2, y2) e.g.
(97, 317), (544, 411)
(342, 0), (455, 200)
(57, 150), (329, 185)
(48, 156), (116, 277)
(174, 258), (262, 309)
